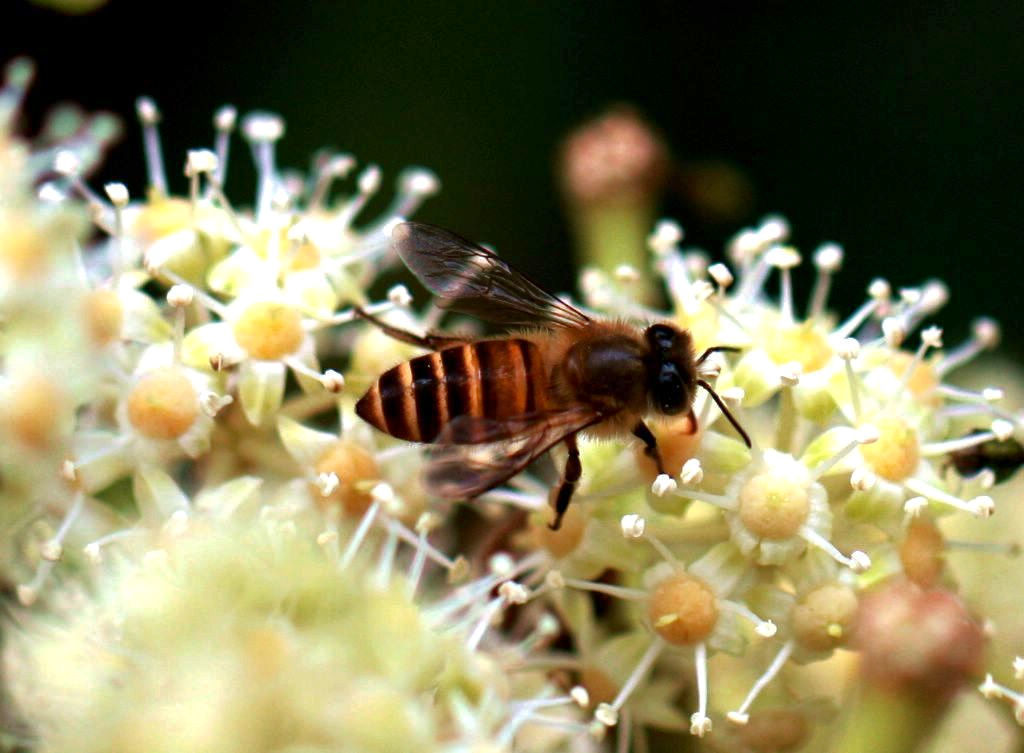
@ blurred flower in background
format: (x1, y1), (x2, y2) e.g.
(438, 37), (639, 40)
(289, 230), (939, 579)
(28, 0), (107, 15)
(559, 106), (670, 305)
(1, 53), (1023, 753)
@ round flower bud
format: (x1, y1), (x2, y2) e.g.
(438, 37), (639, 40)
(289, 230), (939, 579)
(899, 519), (945, 588)
(648, 572), (718, 645)
(856, 579), (984, 699)
(83, 288), (123, 345)
(792, 583), (858, 652)
(127, 368), (200, 440)
(859, 416), (920, 481)
(531, 503), (586, 558)
(7, 374), (67, 449)
(312, 441), (379, 517)
(233, 302), (304, 360)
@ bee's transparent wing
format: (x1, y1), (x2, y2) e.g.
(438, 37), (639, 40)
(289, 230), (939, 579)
(393, 222), (591, 330)
(422, 407), (601, 499)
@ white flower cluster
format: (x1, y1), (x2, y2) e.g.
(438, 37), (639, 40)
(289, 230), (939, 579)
(0, 58), (1019, 753)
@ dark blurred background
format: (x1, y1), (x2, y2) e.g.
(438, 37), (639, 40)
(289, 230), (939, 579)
(6, 0), (1024, 357)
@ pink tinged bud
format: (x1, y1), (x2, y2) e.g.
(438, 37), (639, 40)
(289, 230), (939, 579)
(559, 106), (669, 207)
(856, 579), (984, 701)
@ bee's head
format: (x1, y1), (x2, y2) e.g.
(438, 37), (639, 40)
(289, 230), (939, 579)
(644, 323), (697, 416)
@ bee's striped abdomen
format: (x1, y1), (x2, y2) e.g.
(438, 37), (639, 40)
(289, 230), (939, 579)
(356, 339), (545, 443)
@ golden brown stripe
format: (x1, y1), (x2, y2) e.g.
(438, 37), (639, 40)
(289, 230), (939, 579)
(428, 351), (449, 425)
(396, 361), (420, 441)
(479, 340), (524, 420)
(462, 344), (484, 418)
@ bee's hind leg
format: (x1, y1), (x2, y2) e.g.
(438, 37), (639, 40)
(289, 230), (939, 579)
(353, 307), (465, 350)
(549, 434), (582, 531)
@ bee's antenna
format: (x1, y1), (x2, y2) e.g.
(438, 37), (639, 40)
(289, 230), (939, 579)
(696, 345), (741, 366)
(696, 378), (752, 448)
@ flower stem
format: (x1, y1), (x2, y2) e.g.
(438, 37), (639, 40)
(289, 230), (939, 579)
(829, 685), (948, 753)
(572, 204), (658, 305)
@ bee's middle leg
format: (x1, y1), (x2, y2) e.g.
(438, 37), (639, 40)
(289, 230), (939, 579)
(354, 307), (464, 350)
(549, 434), (582, 531)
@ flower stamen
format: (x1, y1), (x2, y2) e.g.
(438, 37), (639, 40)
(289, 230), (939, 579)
(799, 526), (871, 571)
(595, 638), (664, 728)
(807, 242), (843, 319)
(136, 96), (168, 195)
(903, 477), (995, 517)
(337, 164), (382, 230)
(936, 318), (1000, 377)
(727, 640), (795, 725)
(211, 105), (237, 187)
(690, 641), (712, 736)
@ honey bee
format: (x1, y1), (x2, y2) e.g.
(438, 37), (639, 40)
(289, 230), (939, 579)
(355, 223), (750, 529)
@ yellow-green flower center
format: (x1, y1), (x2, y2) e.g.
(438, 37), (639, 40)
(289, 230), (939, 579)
(127, 368), (199, 440)
(860, 415), (920, 481)
(762, 322), (832, 372)
(738, 471), (810, 540)
(132, 196), (193, 240)
(233, 302), (304, 360)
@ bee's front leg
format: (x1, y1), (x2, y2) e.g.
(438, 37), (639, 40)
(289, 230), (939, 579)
(632, 419), (667, 476)
(549, 434), (582, 531)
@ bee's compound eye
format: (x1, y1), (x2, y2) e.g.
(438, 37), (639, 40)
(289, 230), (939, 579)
(655, 363), (687, 415)
(646, 323), (678, 352)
